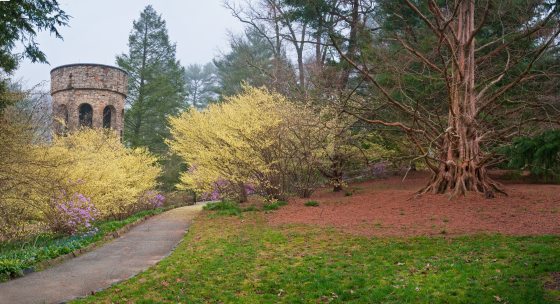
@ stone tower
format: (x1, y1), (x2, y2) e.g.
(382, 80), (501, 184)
(51, 64), (128, 137)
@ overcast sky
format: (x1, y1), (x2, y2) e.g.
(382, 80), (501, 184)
(13, 0), (244, 87)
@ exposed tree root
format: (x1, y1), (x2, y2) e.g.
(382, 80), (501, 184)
(418, 161), (507, 198)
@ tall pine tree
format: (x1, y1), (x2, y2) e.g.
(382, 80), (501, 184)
(117, 5), (186, 154)
(184, 63), (218, 110)
(213, 27), (295, 98)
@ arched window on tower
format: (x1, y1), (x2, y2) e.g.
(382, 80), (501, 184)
(79, 103), (93, 127)
(103, 106), (115, 129)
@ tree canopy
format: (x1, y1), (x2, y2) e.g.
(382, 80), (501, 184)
(0, 0), (69, 111)
(117, 5), (186, 154)
(184, 63), (218, 110)
(281, 0), (560, 196)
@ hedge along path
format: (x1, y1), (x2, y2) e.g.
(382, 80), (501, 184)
(0, 204), (204, 304)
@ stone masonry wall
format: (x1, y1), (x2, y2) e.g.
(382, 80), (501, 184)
(52, 90), (125, 134)
(51, 64), (128, 137)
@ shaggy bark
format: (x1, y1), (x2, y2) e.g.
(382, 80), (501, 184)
(326, 0), (560, 197)
(418, 0), (503, 197)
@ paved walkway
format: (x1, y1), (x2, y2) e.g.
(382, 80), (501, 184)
(0, 204), (204, 304)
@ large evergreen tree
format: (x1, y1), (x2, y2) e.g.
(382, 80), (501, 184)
(117, 5), (186, 154)
(213, 27), (295, 98)
(0, 0), (69, 111)
(184, 63), (218, 110)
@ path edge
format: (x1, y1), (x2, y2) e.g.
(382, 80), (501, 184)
(68, 208), (201, 302)
(14, 205), (185, 281)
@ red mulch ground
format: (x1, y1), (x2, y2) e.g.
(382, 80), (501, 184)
(266, 172), (560, 237)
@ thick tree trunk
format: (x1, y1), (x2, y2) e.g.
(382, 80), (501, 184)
(419, 0), (504, 197)
(420, 149), (504, 197)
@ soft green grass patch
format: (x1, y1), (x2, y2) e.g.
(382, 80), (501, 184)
(263, 200), (288, 211)
(203, 201), (241, 216)
(241, 205), (260, 212)
(0, 208), (165, 281)
(204, 200), (286, 217)
(74, 212), (560, 303)
(304, 200), (320, 207)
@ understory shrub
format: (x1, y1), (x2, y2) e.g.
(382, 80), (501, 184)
(48, 192), (98, 235)
(503, 130), (560, 181)
(138, 191), (166, 210)
(0, 126), (162, 240)
(304, 200), (319, 207)
(199, 179), (255, 202)
(45, 129), (162, 220)
(168, 86), (324, 201)
(0, 103), (59, 240)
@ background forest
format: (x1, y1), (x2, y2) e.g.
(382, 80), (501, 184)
(1, 0), (559, 238)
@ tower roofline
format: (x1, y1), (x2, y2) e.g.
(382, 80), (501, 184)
(50, 63), (128, 75)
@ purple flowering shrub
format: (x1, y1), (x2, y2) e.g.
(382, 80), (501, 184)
(49, 192), (98, 235)
(200, 179), (256, 202)
(200, 184), (222, 201)
(138, 190), (166, 210)
(200, 179), (231, 201)
(371, 161), (389, 178)
(244, 184), (256, 196)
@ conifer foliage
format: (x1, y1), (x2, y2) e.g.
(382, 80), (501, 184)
(505, 130), (560, 179)
(117, 5), (186, 154)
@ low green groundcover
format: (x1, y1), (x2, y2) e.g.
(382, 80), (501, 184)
(73, 210), (560, 303)
(0, 208), (165, 281)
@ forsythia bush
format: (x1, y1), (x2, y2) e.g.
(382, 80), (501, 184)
(45, 129), (162, 219)
(0, 108), (55, 239)
(168, 86), (395, 200)
(169, 86), (287, 199)
(0, 122), (162, 239)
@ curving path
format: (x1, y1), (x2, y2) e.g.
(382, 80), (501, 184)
(0, 204), (204, 304)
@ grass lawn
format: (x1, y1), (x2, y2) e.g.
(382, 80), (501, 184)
(73, 208), (560, 303)
(0, 208), (166, 281)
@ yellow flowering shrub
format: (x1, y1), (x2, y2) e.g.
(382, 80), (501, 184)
(0, 126), (162, 240)
(168, 86), (288, 199)
(46, 129), (161, 219)
(0, 109), (56, 239)
(168, 86), (395, 201)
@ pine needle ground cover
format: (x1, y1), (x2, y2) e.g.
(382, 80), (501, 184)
(74, 210), (560, 303)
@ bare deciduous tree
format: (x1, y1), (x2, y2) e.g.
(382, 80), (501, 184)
(322, 0), (560, 197)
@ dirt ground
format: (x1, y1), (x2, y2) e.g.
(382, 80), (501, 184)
(266, 172), (560, 237)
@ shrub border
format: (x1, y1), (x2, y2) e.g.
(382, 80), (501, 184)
(15, 205), (178, 279)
